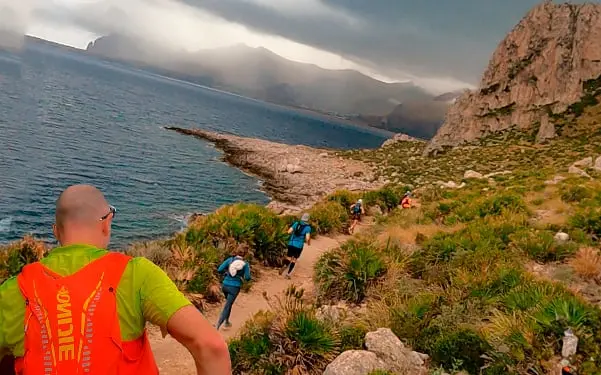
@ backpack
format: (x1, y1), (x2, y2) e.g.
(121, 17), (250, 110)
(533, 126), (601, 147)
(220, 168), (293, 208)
(293, 222), (307, 237)
(352, 203), (362, 214)
(15, 252), (158, 375)
(228, 258), (246, 277)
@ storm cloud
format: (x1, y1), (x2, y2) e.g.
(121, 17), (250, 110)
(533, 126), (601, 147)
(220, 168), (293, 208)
(24, 0), (601, 91)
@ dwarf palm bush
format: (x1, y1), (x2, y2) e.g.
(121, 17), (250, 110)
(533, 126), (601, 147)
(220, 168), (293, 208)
(310, 201), (349, 234)
(229, 286), (340, 374)
(314, 239), (386, 304)
(184, 203), (288, 266)
(0, 236), (46, 283)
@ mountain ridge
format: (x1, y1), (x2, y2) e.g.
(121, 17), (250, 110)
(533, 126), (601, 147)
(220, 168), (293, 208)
(86, 34), (453, 138)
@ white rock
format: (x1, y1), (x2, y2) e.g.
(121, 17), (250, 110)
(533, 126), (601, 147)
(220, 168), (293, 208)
(323, 351), (387, 375)
(319, 152), (329, 158)
(464, 170), (484, 179)
(484, 170), (512, 178)
(286, 164), (303, 174)
(365, 328), (428, 374)
(568, 166), (591, 178)
(572, 157), (593, 168)
(595, 156), (601, 171)
(554, 232), (570, 243)
(562, 329), (578, 358)
(545, 175), (567, 185)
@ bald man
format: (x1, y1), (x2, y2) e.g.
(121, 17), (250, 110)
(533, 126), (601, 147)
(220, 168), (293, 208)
(0, 185), (231, 375)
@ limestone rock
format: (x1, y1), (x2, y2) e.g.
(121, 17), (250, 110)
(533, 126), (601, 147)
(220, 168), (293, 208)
(381, 133), (422, 148)
(536, 114), (556, 143)
(484, 171), (512, 178)
(440, 181), (466, 189)
(545, 175), (566, 185)
(569, 165), (591, 178)
(554, 232), (570, 243)
(365, 328), (428, 374)
(425, 2), (601, 154)
(464, 170), (484, 179)
(595, 156), (601, 171)
(323, 351), (387, 375)
(286, 164), (303, 174)
(316, 304), (349, 322)
(573, 157), (593, 168)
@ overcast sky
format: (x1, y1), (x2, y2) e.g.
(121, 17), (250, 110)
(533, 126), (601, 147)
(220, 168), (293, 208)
(3, 0), (593, 93)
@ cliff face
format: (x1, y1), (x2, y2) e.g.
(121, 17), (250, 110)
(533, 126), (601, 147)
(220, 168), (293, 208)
(427, 1), (601, 153)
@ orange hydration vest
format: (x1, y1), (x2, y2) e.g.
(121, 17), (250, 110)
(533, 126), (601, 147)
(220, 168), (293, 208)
(15, 252), (159, 375)
(401, 197), (411, 208)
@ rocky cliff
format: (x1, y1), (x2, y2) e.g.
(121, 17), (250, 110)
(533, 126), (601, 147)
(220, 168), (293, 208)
(427, 1), (601, 154)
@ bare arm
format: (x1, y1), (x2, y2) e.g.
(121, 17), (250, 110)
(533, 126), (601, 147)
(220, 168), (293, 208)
(305, 233), (311, 246)
(167, 306), (231, 375)
(287, 227), (294, 234)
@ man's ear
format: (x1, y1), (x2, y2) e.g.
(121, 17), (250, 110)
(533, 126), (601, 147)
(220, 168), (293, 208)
(53, 224), (61, 243)
(101, 219), (112, 237)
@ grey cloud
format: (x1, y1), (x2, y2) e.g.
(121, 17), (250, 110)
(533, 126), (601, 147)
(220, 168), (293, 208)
(178, 0), (598, 84)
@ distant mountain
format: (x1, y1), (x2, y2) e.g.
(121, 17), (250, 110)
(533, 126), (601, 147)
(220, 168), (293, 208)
(86, 35), (448, 138)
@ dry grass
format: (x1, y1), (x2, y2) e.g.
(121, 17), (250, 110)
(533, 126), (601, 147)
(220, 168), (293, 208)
(377, 223), (463, 247)
(570, 247), (601, 280)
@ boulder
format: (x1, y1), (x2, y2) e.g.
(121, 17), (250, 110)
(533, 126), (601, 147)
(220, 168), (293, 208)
(568, 166), (591, 179)
(365, 328), (428, 374)
(545, 175), (566, 185)
(572, 157), (593, 169)
(319, 152), (329, 158)
(554, 232), (570, 244)
(381, 133), (420, 148)
(323, 351), (387, 375)
(595, 156), (601, 172)
(316, 304), (349, 322)
(440, 181), (466, 189)
(286, 164), (303, 174)
(464, 170), (484, 179)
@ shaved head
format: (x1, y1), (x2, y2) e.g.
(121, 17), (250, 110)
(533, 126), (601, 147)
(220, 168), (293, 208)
(54, 185), (114, 248)
(56, 185), (109, 226)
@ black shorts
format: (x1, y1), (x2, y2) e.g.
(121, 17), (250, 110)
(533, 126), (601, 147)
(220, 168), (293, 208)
(287, 245), (303, 259)
(352, 212), (362, 221)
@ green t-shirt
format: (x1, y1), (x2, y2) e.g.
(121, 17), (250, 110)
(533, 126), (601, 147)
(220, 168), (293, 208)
(0, 244), (191, 359)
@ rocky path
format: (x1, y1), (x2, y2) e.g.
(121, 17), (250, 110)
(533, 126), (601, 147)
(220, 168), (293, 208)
(149, 220), (372, 374)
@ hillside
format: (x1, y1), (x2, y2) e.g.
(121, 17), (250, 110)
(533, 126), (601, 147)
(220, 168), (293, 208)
(427, 1), (601, 154)
(86, 35), (447, 137)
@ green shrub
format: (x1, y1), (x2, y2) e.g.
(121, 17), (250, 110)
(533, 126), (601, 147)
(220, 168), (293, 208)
(185, 203), (288, 266)
(0, 236), (46, 283)
(231, 286), (341, 374)
(477, 194), (527, 218)
(315, 240), (387, 304)
(431, 329), (490, 374)
(561, 185), (592, 203)
(310, 201), (349, 235)
(328, 190), (360, 209)
(569, 207), (601, 238)
(340, 323), (368, 351)
(510, 229), (577, 262)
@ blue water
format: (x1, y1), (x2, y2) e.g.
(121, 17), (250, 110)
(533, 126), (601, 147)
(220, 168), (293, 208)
(0, 41), (388, 248)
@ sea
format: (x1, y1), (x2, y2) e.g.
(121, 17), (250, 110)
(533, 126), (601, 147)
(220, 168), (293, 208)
(0, 41), (389, 249)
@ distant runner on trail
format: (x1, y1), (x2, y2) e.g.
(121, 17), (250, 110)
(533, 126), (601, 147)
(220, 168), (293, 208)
(0, 184), (231, 375)
(282, 213), (312, 279)
(401, 191), (413, 209)
(216, 254), (251, 330)
(349, 198), (365, 234)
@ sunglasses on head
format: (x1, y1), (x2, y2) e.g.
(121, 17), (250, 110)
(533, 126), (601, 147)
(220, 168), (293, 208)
(100, 205), (116, 221)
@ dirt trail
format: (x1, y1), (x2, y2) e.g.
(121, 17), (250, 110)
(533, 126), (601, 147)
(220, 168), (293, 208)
(148, 222), (370, 374)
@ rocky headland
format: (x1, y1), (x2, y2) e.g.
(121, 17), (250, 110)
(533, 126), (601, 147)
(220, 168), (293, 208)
(426, 1), (601, 154)
(166, 127), (384, 213)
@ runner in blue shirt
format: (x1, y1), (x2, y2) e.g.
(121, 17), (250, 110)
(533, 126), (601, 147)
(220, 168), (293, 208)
(281, 213), (312, 279)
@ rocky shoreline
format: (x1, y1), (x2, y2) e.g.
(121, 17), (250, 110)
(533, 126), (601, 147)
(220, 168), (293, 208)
(166, 127), (384, 213)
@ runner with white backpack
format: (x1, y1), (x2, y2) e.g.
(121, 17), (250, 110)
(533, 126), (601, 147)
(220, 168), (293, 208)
(216, 254), (251, 330)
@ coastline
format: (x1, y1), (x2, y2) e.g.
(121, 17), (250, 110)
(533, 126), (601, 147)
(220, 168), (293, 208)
(166, 127), (385, 213)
